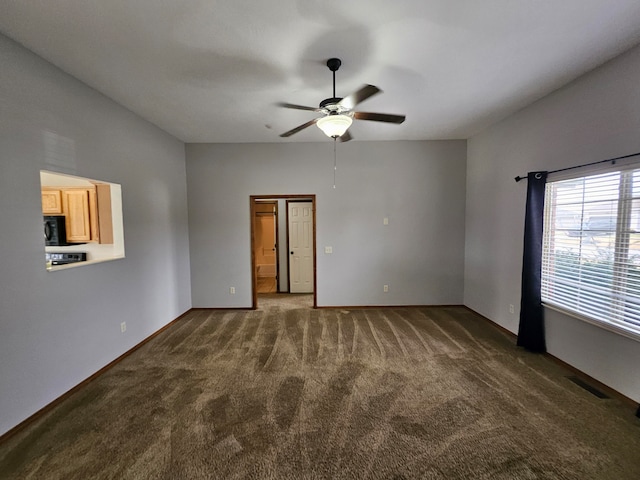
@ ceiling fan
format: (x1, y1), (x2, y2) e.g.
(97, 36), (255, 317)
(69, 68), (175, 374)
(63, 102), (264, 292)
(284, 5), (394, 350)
(278, 58), (406, 141)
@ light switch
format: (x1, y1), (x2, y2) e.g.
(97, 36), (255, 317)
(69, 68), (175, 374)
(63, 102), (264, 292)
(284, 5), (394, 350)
(383, 217), (389, 225)
(324, 246), (333, 254)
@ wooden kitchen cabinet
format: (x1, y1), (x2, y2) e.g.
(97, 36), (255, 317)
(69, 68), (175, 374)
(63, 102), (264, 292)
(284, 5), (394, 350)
(62, 188), (98, 242)
(41, 185), (112, 244)
(94, 184), (114, 244)
(41, 190), (62, 214)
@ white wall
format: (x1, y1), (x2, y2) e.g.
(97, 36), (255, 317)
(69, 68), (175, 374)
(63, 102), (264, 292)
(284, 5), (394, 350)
(465, 44), (640, 402)
(186, 141), (467, 308)
(0, 34), (192, 436)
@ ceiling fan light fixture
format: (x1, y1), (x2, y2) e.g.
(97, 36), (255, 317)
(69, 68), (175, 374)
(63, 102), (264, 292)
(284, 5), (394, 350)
(317, 114), (352, 138)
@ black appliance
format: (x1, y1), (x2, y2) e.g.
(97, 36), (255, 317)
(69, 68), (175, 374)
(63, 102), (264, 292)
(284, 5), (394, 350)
(44, 215), (68, 246)
(46, 252), (87, 265)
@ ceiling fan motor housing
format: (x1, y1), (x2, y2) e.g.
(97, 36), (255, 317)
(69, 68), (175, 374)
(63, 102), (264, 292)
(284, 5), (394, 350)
(319, 97), (343, 109)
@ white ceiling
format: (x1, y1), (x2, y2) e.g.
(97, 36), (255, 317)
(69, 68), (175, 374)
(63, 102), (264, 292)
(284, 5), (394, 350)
(2, 1), (640, 143)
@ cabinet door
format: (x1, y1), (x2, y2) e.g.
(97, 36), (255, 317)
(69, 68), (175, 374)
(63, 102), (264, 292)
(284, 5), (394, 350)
(63, 190), (93, 242)
(41, 190), (62, 214)
(95, 184), (113, 244)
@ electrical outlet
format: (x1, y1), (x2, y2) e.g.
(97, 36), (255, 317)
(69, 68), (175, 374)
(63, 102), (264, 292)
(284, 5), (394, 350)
(509, 304), (515, 314)
(230, 287), (235, 294)
(384, 284), (389, 293)
(324, 246), (333, 254)
(120, 322), (126, 333)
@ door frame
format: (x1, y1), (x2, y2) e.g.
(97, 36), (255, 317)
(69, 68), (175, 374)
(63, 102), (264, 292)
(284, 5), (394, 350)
(250, 194), (317, 310)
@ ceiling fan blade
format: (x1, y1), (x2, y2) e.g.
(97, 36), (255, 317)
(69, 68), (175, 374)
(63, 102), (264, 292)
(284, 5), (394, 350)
(354, 111), (406, 124)
(338, 84), (381, 110)
(338, 130), (352, 142)
(277, 102), (321, 112)
(280, 118), (319, 137)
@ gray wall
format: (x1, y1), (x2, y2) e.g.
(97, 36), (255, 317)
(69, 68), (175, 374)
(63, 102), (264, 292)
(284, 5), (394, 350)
(465, 44), (640, 402)
(277, 198), (288, 291)
(0, 34), (192, 436)
(186, 141), (467, 308)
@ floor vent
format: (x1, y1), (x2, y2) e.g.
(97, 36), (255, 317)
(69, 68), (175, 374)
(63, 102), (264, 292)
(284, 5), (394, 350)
(566, 375), (609, 399)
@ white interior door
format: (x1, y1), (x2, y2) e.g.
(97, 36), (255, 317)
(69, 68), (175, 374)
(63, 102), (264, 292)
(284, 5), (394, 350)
(288, 201), (314, 293)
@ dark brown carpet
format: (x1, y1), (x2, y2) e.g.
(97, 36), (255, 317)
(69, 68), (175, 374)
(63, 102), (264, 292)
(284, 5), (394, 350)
(1, 301), (639, 479)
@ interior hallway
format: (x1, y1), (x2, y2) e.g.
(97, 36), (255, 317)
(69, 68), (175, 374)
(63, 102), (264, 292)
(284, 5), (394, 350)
(257, 276), (277, 294)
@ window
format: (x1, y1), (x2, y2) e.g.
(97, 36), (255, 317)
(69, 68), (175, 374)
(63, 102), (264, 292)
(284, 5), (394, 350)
(541, 166), (640, 340)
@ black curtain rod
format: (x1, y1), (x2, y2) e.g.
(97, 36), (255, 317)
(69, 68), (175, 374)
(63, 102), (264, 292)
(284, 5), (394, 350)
(514, 151), (640, 182)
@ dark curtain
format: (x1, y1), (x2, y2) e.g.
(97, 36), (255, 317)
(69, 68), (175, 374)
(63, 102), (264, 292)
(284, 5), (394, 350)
(517, 171), (548, 352)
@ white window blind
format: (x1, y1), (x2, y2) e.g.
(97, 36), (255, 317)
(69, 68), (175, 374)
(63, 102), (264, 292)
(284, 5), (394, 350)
(541, 167), (640, 340)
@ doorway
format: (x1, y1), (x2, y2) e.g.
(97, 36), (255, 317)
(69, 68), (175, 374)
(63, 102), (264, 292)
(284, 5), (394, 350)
(250, 195), (317, 309)
(254, 201), (278, 294)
